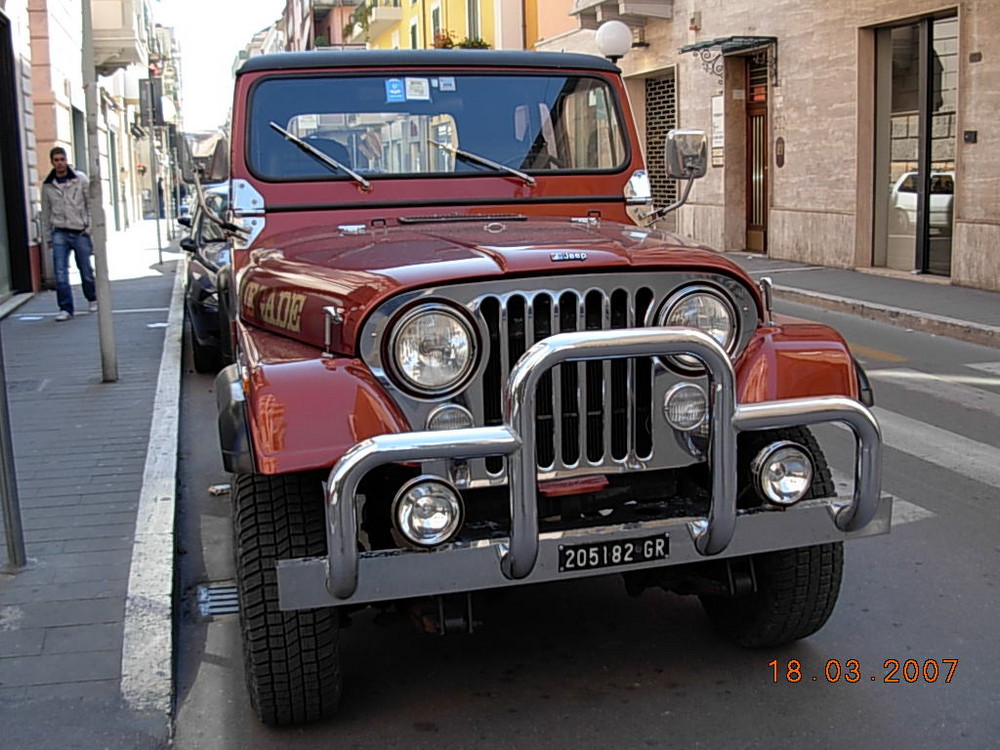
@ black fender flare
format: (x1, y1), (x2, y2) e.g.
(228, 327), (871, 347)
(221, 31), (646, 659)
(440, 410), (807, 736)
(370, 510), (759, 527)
(215, 363), (255, 474)
(853, 356), (875, 407)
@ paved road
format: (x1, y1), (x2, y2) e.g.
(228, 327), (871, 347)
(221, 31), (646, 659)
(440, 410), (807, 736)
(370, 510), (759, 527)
(173, 301), (1000, 749)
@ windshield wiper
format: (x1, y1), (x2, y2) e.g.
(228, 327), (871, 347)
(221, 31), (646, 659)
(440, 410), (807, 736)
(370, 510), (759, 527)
(269, 121), (371, 191)
(427, 140), (536, 187)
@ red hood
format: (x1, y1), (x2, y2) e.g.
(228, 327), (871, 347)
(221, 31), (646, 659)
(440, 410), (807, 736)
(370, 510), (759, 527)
(237, 217), (762, 354)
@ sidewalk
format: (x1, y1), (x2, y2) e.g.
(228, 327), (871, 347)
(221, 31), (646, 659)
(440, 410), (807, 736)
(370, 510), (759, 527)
(1, 225), (998, 748)
(726, 253), (1000, 349)
(0, 219), (183, 748)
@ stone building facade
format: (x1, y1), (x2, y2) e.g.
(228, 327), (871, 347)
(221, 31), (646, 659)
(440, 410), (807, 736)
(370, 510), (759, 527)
(536, 0), (1000, 292)
(0, 0), (163, 299)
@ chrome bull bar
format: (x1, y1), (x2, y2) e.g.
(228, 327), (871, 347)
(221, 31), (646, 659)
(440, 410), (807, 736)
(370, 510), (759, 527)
(316, 327), (882, 601)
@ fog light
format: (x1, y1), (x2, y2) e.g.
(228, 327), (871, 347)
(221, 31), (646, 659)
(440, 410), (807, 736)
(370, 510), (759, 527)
(426, 404), (474, 431)
(393, 477), (463, 547)
(662, 383), (708, 431)
(751, 441), (814, 506)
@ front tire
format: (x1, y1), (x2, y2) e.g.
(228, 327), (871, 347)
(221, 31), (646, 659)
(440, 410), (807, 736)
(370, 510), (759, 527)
(699, 427), (843, 648)
(700, 542), (843, 648)
(233, 472), (342, 726)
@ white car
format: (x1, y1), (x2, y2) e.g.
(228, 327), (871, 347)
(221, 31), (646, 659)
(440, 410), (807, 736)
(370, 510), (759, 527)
(890, 171), (954, 234)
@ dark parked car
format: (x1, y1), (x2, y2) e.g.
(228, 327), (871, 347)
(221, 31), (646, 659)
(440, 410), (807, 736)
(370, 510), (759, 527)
(180, 182), (230, 372)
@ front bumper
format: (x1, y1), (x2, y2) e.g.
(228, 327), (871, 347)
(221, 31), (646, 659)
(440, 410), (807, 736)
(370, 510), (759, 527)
(276, 328), (885, 610)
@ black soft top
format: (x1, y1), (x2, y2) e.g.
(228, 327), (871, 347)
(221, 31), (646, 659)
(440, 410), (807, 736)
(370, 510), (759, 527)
(237, 49), (619, 76)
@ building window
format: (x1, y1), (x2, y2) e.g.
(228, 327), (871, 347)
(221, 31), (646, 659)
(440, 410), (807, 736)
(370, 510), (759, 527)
(645, 74), (678, 212)
(431, 4), (441, 38)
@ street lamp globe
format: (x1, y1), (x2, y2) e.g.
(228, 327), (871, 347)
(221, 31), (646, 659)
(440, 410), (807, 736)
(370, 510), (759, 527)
(595, 20), (633, 63)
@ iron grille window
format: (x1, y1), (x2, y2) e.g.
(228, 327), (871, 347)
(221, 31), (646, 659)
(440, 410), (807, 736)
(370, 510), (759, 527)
(645, 73), (679, 211)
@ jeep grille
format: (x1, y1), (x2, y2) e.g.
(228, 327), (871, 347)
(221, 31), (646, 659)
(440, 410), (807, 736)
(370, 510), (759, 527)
(479, 288), (656, 473)
(358, 272), (759, 486)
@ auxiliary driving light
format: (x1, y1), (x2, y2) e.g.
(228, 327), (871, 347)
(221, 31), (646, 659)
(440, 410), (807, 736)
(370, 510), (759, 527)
(426, 403), (474, 431)
(662, 383), (708, 431)
(751, 441), (814, 506)
(392, 477), (464, 547)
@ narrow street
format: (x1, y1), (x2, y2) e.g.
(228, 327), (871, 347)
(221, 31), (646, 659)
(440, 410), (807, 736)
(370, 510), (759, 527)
(173, 299), (1000, 749)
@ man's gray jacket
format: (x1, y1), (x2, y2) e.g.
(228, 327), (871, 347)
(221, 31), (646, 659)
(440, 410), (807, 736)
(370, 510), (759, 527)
(40, 166), (90, 239)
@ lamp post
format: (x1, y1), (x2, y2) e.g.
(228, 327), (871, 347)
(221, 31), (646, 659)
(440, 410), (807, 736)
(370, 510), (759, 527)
(595, 20), (634, 63)
(82, 0), (119, 383)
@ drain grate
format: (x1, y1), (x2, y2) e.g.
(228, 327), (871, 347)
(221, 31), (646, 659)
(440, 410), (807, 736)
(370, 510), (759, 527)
(197, 582), (239, 618)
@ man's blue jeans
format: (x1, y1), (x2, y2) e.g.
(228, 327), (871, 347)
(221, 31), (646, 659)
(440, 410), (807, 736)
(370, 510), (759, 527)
(51, 229), (96, 315)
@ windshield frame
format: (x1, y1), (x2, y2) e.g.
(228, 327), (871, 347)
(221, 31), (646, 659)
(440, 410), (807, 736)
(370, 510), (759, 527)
(243, 70), (632, 185)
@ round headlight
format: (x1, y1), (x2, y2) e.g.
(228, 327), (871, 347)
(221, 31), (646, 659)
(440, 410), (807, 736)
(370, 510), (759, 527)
(659, 288), (737, 369)
(393, 477), (464, 547)
(751, 441), (814, 507)
(390, 305), (476, 395)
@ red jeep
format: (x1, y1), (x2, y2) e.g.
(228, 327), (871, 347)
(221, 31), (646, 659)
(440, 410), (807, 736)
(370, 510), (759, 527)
(214, 50), (887, 726)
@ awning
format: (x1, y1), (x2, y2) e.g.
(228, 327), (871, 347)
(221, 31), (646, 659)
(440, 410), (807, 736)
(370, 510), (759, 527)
(679, 36), (778, 86)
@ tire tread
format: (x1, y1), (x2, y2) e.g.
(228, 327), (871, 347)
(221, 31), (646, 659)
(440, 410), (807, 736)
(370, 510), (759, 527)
(233, 472), (341, 726)
(701, 427), (844, 648)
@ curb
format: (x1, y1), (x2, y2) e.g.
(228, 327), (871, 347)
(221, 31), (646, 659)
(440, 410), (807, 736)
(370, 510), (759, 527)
(773, 285), (1000, 350)
(119, 255), (186, 721)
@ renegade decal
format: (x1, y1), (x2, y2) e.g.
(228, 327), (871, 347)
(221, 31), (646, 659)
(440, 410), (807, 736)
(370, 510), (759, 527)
(258, 291), (307, 333)
(240, 280), (265, 312)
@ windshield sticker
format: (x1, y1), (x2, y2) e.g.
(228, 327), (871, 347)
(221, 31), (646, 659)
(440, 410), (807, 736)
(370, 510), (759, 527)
(438, 76), (456, 92)
(405, 77), (431, 101)
(385, 78), (405, 103)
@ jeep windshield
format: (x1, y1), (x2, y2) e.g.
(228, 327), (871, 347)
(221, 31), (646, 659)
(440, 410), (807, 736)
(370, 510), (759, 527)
(246, 73), (627, 182)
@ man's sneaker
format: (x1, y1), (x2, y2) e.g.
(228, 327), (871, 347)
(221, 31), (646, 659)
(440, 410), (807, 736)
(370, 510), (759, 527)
(54, 311), (72, 322)
(88, 300), (98, 313)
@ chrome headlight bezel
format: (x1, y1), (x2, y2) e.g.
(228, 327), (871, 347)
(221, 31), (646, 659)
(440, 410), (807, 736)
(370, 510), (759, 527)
(386, 302), (478, 397)
(654, 285), (739, 372)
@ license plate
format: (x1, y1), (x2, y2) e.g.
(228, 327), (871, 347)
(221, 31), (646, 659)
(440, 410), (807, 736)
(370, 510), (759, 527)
(558, 534), (669, 573)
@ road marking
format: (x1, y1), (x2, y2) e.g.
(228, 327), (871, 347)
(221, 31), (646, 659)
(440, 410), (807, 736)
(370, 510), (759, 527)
(847, 343), (908, 363)
(743, 265), (825, 275)
(890, 498), (937, 524)
(967, 361), (1000, 376)
(874, 407), (1000, 489)
(867, 368), (1000, 418)
(831, 471), (933, 526)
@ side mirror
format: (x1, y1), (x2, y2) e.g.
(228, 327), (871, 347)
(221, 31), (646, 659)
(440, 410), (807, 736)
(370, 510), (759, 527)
(664, 130), (707, 180)
(642, 130), (708, 226)
(181, 131), (230, 184)
(180, 237), (198, 253)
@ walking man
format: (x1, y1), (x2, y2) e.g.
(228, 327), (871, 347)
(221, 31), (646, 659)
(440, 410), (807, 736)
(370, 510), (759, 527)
(40, 146), (97, 321)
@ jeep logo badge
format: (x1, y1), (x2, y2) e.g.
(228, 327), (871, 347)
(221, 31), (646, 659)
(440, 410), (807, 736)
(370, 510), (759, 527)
(550, 251), (587, 262)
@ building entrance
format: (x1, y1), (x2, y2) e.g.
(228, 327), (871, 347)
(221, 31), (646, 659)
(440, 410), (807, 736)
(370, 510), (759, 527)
(874, 15), (957, 275)
(745, 58), (768, 253)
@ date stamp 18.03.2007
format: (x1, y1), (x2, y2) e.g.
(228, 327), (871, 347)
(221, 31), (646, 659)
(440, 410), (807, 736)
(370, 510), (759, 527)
(769, 659), (958, 684)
